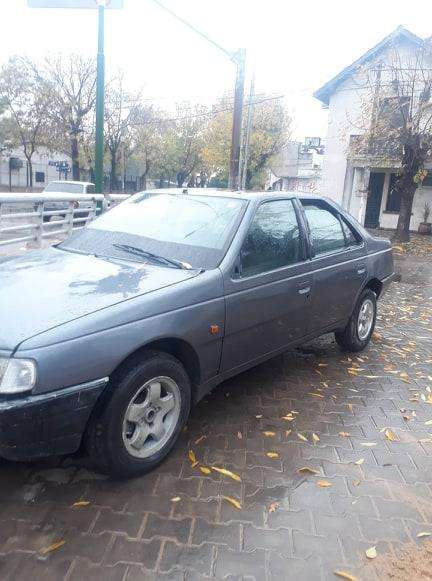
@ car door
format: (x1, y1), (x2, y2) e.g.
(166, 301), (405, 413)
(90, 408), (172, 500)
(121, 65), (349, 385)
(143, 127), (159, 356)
(221, 198), (313, 374)
(300, 200), (367, 333)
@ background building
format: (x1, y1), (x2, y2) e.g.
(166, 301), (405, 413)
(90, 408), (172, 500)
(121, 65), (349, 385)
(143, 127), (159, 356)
(315, 26), (432, 230)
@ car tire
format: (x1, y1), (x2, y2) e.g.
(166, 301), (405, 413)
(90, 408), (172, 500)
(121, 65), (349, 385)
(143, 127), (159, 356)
(85, 350), (191, 479)
(335, 288), (377, 352)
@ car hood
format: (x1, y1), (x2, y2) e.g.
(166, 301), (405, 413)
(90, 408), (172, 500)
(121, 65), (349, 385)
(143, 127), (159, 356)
(0, 247), (199, 350)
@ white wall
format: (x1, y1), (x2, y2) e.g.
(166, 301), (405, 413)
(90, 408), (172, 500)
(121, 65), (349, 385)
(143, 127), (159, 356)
(0, 147), (72, 189)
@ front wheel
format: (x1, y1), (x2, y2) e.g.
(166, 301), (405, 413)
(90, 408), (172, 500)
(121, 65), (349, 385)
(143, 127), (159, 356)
(85, 351), (191, 478)
(335, 288), (377, 352)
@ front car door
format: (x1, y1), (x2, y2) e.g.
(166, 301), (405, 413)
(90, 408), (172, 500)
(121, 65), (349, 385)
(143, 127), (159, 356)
(221, 198), (313, 374)
(299, 199), (367, 333)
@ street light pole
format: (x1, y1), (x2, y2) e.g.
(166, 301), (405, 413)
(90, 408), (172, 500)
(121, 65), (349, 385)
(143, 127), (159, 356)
(228, 49), (245, 190)
(151, 0), (246, 190)
(94, 1), (105, 196)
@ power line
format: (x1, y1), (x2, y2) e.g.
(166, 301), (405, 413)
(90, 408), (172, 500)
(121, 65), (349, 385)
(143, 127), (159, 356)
(129, 94), (285, 126)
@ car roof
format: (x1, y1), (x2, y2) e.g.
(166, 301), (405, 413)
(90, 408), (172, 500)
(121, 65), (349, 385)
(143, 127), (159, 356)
(138, 188), (324, 203)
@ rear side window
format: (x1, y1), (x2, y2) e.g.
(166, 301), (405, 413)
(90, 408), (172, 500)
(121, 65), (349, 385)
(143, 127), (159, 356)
(341, 218), (361, 246)
(302, 203), (345, 255)
(240, 199), (303, 277)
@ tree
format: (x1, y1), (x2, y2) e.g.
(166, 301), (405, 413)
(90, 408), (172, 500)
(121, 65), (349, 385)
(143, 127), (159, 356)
(245, 97), (291, 189)
(0, 56), (49, 188)
(130, 106), (170, 190)
(169, 103), (208, 187)
(37, 54), (96, 181)
(351, 42), (432, 241)
(202, 95), (292, 189)
(105, 76), (141, 191)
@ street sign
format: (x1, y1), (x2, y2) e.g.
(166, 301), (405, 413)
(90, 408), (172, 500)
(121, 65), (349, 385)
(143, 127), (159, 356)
(28, 0), (123, 8)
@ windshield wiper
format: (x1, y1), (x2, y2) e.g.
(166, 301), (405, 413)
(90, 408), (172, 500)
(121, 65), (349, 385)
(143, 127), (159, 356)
(112, 243), (192, 270)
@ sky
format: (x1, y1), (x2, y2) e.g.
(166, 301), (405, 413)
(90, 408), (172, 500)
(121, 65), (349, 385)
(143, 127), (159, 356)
(1, 0), (432, 140)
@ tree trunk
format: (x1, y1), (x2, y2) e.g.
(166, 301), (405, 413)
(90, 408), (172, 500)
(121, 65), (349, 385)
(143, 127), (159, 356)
(392, 188), (415, 242)
(71, 136), (80, 181)
(26, 158), (33, 189)
(110, 154), (117, 192)
(177, 172), (185, 188)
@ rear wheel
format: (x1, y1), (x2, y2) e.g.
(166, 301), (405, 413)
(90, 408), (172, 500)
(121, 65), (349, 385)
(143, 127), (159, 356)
(335, 288), (377, 352)
(85, 351), (191, 478)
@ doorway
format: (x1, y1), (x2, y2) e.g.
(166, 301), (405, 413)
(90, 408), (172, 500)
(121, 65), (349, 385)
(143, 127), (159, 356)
(364, 172), (385, 228)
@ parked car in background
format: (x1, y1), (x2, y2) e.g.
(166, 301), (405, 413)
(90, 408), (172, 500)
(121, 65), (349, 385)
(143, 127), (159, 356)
(0, 190), (395, 477)
(42, 180), (96, 221)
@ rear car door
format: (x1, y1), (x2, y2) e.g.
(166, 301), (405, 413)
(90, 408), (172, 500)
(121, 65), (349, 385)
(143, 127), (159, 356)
(300, 200), (367, 333)
(221, 198), (313, 373)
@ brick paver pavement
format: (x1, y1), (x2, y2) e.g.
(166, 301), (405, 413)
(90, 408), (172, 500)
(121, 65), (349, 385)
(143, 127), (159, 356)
(0, 251), (432, 580)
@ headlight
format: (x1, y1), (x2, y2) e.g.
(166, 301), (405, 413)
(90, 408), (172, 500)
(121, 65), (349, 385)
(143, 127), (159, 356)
(0, 357), (37, 394)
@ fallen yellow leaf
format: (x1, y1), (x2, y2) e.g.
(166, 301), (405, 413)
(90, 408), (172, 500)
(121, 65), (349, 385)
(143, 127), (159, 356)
(334, 571), (357, 581)
(263, 431), (276, 437)
(171, 496), (181, 502)
(266, 452), (279, 459)
(354, 458), (365, 465)
(425, 420), (432, 426)
(312, 433), (320, 443)
(222, 496), (242, 510)
(281, 415), (295, 421)
(237, 431), (243, 439)
(417, 532), (431, 538)
(268, 502), (278, 513)
(366, 546), (377, 559)
(194, 435), (206, 445)
(309, 392), (325, 398)
(384, 429), (398, 442)
(71, 501), (90, 508)
(40, 540), (66, 555)
(297, 433), (308, 442)
(211, 467), (241, 482)
(317, 480), (332, 487)
(199, 466), (211, 475)
(297, 466), (320, 475)
(339, 432), (350, 437)
(188, 449), (198, 467)
(361, 442), (377, 447)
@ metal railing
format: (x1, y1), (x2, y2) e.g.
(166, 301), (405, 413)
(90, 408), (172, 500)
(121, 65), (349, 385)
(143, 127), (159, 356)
(0, 193), (130, 252)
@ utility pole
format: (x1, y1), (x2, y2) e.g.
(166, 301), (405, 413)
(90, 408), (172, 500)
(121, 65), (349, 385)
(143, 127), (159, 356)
(229, 49), (246, 191)
(241, 73), (255, 190)
(94, 1), (105, 198)
(151, 0), (246, 191)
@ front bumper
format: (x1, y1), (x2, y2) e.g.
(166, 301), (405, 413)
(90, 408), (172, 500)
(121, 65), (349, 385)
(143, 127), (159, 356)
(0, 377), (108, 461)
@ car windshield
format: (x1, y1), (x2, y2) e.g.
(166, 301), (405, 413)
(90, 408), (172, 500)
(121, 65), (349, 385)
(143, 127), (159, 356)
(59, 192), (247, 270)
(44, 182), (85, 194)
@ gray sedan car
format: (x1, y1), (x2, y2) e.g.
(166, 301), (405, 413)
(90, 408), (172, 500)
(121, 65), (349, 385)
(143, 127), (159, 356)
(0, 190), (395, 477)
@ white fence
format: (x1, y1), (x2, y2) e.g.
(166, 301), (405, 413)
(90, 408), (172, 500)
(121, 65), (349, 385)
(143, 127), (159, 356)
(0, 193), (129, 253)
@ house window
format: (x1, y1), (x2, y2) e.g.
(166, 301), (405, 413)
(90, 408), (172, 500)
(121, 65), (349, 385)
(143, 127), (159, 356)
(35, 171), (45, 183)
(385, 173), (402, 212)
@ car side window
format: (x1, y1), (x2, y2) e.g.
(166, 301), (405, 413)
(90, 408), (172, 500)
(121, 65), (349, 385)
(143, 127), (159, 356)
(341, 218), (361, 246)
(240, 200), (303, 277)
(302, 203), (346, 255)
